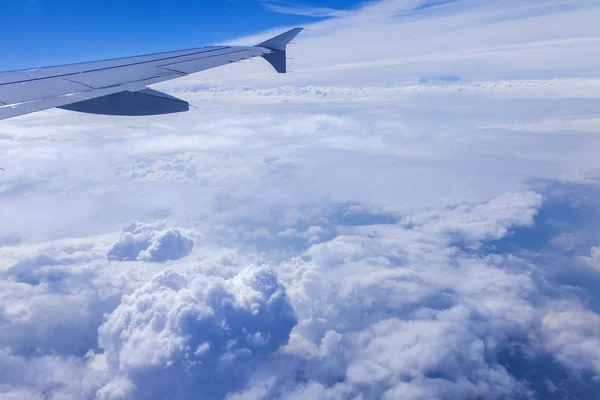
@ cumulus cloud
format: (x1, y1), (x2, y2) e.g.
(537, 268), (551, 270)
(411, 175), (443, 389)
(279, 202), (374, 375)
(227, 187), (600, 399)
(1, 184), (600, 398)
(107, 221), (194, 263)
(97, 264), (296, 399)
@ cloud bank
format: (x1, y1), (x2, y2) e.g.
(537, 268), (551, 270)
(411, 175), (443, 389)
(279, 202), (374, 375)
(1, 0), (600, 399)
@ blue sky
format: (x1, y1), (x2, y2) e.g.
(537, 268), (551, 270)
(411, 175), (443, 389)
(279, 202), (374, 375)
(0, 0), (362, 70)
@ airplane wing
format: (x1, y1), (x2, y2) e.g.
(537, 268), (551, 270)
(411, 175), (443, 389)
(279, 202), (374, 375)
(0, 27), (303, 121)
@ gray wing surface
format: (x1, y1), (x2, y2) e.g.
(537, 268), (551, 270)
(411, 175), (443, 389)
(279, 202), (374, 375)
(0, 28), (303, 120)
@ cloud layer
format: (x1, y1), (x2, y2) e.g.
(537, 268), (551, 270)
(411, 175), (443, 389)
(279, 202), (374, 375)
(1, 0), (600, 399)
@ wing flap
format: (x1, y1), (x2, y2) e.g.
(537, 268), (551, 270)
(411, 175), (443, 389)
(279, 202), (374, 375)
(0, 78), (90, 105)
(0, 47), (227, 85)
(0, 75), (180, 120)
(0, 89), (116, 121)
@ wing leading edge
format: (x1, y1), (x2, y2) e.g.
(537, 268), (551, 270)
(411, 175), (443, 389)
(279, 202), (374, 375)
(0, 27), (303, 121)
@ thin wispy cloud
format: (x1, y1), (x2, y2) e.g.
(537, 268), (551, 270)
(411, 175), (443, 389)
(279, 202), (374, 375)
(262, 1), (349, 18)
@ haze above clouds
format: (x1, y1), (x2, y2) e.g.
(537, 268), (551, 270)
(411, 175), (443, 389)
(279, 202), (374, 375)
(1, 0), (600, 398)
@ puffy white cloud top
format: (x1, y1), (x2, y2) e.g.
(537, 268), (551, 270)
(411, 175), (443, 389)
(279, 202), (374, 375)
(97, 265), (296, 399)
(107, 221), (194, 263)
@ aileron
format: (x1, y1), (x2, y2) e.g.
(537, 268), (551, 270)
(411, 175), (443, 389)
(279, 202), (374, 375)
(159, 48), (268, 74)
(65, 65), (175, 89)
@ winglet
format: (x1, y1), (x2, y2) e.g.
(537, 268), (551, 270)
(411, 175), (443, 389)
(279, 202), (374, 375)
(255, 27), (303, 73)
(256, 27), (304, 51)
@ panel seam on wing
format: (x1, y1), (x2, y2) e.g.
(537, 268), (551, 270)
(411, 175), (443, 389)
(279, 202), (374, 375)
(0, 47), (231, 86)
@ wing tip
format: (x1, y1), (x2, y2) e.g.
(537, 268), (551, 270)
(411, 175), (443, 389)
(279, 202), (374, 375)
(255, 27), (304, 51)
(255, 27), (304, 74)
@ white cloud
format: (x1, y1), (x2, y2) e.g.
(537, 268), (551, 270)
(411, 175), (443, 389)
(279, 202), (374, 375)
(97, 264), (296, 399)
(262, 2), (348, 18)
(541, 301), (600, 373)
(1, 0), (600, 398)
(107, 221), (194, 263)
